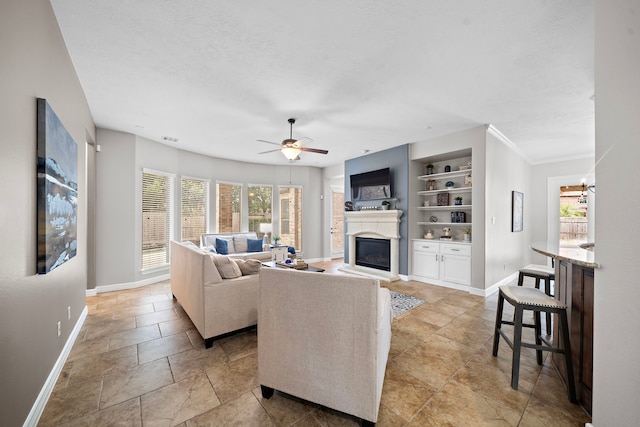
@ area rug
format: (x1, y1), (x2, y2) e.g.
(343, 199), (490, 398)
(390, 291), (426, 318)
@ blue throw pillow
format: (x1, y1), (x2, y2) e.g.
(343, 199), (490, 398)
(287, 246), (296, 254)
(215, 238), (229, 255)
(247, 238), (263, 252)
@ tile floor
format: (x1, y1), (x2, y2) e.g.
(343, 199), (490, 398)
(39, 260), (592, 426)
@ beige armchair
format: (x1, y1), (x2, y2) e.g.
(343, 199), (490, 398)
(257, 267), (392, 426)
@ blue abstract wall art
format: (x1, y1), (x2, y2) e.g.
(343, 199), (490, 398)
(37, 98), (78, 274)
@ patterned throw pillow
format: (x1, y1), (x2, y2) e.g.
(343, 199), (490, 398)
(235, 259), (262, 275)
(211, 255), (242, 279)
(247, 239), (263, 252)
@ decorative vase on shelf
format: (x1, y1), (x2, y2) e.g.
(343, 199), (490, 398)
(455, 197), (463, 206)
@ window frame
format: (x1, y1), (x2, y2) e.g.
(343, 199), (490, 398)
(141, 168), (175, 272)
(180, 175), (210, 245)
(278, 185), (303, 251)
(216, 181), (243, 233)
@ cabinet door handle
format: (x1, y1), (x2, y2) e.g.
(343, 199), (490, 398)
(435, 254), (438, 262)
(451, 248), (460, 252)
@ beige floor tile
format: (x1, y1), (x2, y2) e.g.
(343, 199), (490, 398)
(83, 316), (137, 340)
(392, 334), (477, 389)
(67, 335), (110, 361)
(217, 329), (258, 361)
(137, 332), (194, 364)
(69, 345), (138, 383)
(206, 353), (259, 403)
(185, 391), (275, 426)
(135, 309), (179, 327)
(159, 316), (197, 337)
(100, 357), (174, 409)
(38, 376), (102, 426)
(380, 363), (438, 422)
(57, 397), (142, 427)
(425, 380), (522, 426)
(108, 324), (161, 351)
(168, 346), (229, 382)
(252, 386), (317, 426)
(141, 373), (221, 426)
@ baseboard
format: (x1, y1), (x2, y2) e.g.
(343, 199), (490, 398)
(90, 273), (170, 295)
(24, 305), (88, 427)
(478, 272), (519, 297)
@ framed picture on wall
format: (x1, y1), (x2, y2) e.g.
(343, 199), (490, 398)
(512, 191), (524, 232)
(37, 98), (78, 274)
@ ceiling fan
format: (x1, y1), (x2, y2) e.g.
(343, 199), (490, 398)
(258, 118), (328, 160)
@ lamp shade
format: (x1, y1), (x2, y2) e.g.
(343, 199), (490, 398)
(259, 223), (272, 234)
(281, 146), (301, 160)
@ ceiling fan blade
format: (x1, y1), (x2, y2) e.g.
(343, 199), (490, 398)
(257, 139), (282, 146)
(294, 137), (313, 146)
(258, 148), (281, 154)
(300, 147), (329, 154)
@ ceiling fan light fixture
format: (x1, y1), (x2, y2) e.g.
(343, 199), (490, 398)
(281, 146), (302, 160)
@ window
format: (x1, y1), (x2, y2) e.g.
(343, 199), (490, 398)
(248, 185), (272, 236)
(181, 177), (209, 244)
(142, 170), (174, 269)
(216, 182), (241, 233)
(279, 186), (302, 250)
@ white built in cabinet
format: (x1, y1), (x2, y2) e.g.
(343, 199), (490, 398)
(412, 239), (471, 287)
(414, 153), (473, 289)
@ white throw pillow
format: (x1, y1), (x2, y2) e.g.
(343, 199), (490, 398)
(211, 255), (242, 279)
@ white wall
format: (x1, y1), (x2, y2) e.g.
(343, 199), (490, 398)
(483, 130), (532, 289)
(96, 130), (326, 288)
(593, 0), (640, 424)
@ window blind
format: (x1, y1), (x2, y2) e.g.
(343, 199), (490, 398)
(142, 171), (173, 269)
(181, 177), (208, 244)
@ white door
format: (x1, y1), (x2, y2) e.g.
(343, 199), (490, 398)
(330, 187), (344, 259)
(413, 241), (440, 279)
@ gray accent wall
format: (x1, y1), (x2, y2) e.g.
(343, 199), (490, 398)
(344, 145), (410, 275)
(0, 1), (95, 425)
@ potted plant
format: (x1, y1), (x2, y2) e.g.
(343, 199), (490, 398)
(272, 235), (281, 245)
(461, 228), (471, 241)
(381, 200), (390, 210)
(454, 196), (463, 206)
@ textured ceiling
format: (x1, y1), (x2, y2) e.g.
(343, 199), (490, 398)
(50, 0), (595, 167)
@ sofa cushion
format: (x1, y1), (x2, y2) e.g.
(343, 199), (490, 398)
(215, 237), (233, 255)
(233, 235), (248, 253)
(211, 255), (242, 279)
(235, 259), (262, 276)
(247, 238), (263, 252)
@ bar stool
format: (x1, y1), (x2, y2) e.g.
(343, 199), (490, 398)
(492, 285), (577, 403)
(518, 264), (555, 335)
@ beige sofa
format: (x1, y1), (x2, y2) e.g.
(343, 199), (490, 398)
(170, 240), (260, 348)
(257, 267), (392, 426)
(200, 232), (271, 261)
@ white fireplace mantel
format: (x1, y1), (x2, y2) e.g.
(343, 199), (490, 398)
(339, 210), (403, 282)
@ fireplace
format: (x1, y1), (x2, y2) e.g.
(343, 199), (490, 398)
(355, 237), (390, 271)
(339, 209), (402, 282)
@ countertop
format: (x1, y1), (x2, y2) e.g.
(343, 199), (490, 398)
(530, 241), (598, 269)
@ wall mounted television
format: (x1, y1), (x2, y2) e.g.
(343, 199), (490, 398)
(350, 167), (392, 201)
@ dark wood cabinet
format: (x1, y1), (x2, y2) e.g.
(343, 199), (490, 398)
(553, 260), (594, 415)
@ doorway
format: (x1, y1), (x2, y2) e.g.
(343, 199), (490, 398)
(559, 183), (590, 247)
(330, 187), (344, 258)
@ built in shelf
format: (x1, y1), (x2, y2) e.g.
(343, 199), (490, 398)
(418, 186), (472, 196)
(418, 205), (472, 210)
(418, 168), (472, 181)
